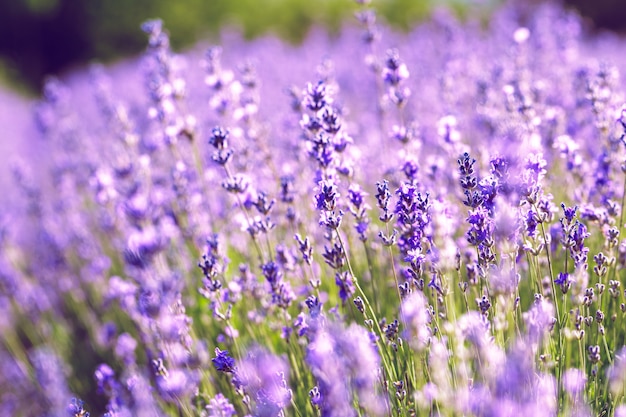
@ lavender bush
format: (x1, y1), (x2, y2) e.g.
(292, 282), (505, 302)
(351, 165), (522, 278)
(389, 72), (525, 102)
(3, 1), (626, 416)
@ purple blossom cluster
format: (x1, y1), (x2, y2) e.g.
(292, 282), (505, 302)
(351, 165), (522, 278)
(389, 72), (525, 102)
(3, 1), (626, 416)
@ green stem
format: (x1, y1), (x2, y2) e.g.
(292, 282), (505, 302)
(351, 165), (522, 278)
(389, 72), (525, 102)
(362, 241), (380, 313)
(222, 163), (265, 263)
(335, 230), (398, 383)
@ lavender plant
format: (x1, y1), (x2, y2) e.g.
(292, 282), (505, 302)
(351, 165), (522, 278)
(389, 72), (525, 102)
(3, 1), (626, 416)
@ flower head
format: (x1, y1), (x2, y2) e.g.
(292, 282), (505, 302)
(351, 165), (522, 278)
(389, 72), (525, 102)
(212, 348), (236, 373)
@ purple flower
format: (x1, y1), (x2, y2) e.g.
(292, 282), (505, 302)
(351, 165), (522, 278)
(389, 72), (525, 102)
(30, 348), (72, 416)
(523, 297), (556, 343)
(279, 175), (295, 203)
(305, 295), (323, 319)
(554, 272), (572, 293)
(401, 157), (419, 181)
(466, 206), (492, 245)
(489, 265), (520, 296)
(67, 398), (90, 417)
(347, 183), (368, 213)
(524, 153), (547, 184)
(588, 345), (601, 364)
(323, 242), (345, 269)
(309, 386), (322, 408)
(209, 126), (230, 150)
(390, 123), (419, 144)
(95, 364), (118, 395)
(401, 291), (432, 352)
(303, 81), (332, 111)
(563, 368), (586, 398)
(261, 261), (294, 309)
(525, 209), (538, 238)
(335, 271), (355, 304)
(382, 49), (410, 86)
(137, 287), (163, 318)
(560, 219), (591, 269)
(375, 180), (392, 216)
(458, 152), (478, 190)
(157, 368), (198, 402)
(306, 322), (383, 416)
(212, 348), (236, 373)
(321, 107), (342, 134)
(404, 247), (426, 275)
(261, 261), (282, 287)
(236, 346), (292, 417)
(319, 209), (344, 229)
(315, 179), (340, 211)
(490, 156), (509, 180)
(222, 173), (250, 194)
(270, 280), (295, 310)
(106, 277), (137, 310)
(294, 234), (313, 265)
(123, 227), (166, 268)
(115, 333), (137, 365)
(206, 393), (237, 417)
(294, 312), (309, 337)
(561, 203), (578, 225)
(394, 182), (430, 257)
(141, 19), (167, 47)
(608, 347), (626, 396)
(465, 340), (557, 416)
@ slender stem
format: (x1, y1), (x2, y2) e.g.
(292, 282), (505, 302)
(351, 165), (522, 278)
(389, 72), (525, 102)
(602, 333), (612, 363)
(290, 398), (304, 417)
(608, 173), (626, 288)
(222, 163), (265, 263)
(362, 241), (380, 313)
(618, 174), (626, 240)
(335, 229), (398, 383)
(384, 223), (402, 308)
(536, 214), (567, 411)
(536, 216), (561, 323)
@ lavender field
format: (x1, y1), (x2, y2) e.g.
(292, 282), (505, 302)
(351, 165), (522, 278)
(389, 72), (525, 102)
(3, 1), (626, 416)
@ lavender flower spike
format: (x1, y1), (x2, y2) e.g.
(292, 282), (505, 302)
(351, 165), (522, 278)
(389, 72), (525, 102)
(213, 347), (236, 373)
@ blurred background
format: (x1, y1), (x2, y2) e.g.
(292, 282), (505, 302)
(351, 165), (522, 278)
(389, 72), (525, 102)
(0, 0), (621, 96)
